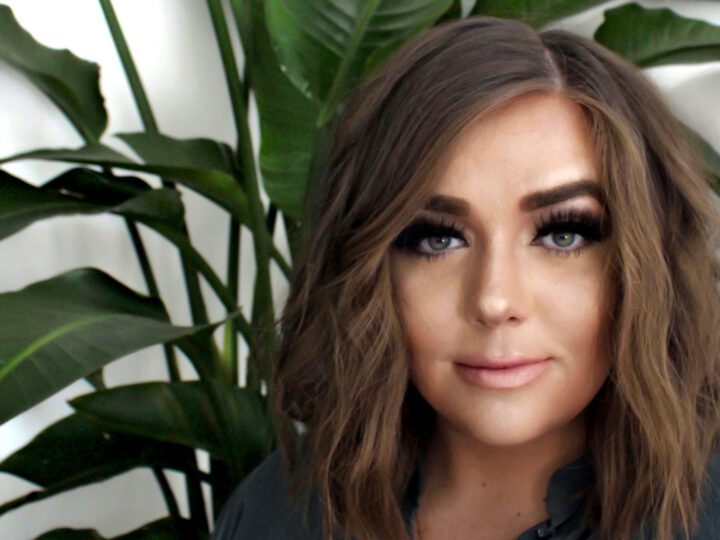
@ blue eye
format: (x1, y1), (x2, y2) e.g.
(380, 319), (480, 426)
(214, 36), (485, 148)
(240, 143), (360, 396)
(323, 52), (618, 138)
(417, 234), (465, 257)
(541, 232), (584, 251)
(391, 208), (609, 262)
(532, 208), (609, 257)
(391, 217), (467, 262)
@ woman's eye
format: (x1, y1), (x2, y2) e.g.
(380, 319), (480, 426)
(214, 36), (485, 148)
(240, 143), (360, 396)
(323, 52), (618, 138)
(418, 235), (465, 254)
(532, 208), (608, 256)
(391, 219), (467, 260)
(536, 231), (589, 252)
(392, 209), (608, 261)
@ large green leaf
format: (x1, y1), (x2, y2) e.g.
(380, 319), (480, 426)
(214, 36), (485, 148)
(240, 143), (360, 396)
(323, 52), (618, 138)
(0, 413), (191, 498)
(35, 518), (207, 540)
(231, 0), (320, 220)
(0, 168), (184, 241)
(471, 0), (608, 28)
(594, 3), (720, 67)
(116, 132), (234, 179)
(264, 0), (453, 118)
(362, 0), (460, 74)
(70, 381), (272, 462)
(0, 138), (248, 219)
(0, 5), (107, 141)
(0, 169), (237, 333)
(42, 166), (150, 202)
(116, 132), (249, 221)
(0, 268), (220, 425)
(0, 143), (132, 167)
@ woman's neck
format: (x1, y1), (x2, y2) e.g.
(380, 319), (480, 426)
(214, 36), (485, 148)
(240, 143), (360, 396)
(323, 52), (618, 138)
(416, 413), (588, 538)
(425, 412), (587, 491)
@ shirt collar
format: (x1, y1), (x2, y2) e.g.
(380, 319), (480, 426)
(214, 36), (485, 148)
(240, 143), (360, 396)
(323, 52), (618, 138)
(545, 452), (594, 529)
(401, 453), (594, 535)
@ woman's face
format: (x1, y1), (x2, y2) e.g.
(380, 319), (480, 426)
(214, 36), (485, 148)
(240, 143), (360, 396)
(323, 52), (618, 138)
(389, 92), (613, 447)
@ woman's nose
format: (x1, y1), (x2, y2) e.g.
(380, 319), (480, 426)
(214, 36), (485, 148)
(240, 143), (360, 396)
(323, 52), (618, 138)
(470, 240), (528, 328)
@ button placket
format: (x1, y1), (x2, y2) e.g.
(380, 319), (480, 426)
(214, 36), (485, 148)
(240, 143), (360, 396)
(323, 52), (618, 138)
(536, 525), (555, 538)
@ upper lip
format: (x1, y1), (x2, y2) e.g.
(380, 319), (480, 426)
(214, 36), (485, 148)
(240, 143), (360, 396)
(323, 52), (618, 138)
(456, 355), (550, 369)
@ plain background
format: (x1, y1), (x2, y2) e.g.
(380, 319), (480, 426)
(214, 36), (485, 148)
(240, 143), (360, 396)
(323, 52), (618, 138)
(0, 0), (718, 538)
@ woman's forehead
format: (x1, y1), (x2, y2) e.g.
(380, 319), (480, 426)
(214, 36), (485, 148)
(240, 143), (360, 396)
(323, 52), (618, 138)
(427, 93), (600, 206)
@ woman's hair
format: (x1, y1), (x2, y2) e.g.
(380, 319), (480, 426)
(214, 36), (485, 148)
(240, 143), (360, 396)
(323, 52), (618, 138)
(270, 15), (720, 540)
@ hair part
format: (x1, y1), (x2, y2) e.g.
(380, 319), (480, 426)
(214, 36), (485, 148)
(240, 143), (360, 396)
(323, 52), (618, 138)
(272, 15), (720, 540)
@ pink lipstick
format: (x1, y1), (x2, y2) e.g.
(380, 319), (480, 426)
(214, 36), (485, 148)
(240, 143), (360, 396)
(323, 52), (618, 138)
(455, 358), (551, 389)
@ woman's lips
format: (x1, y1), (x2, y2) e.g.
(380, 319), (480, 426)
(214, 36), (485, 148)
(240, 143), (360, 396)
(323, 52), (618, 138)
(455, 359), (551, 389)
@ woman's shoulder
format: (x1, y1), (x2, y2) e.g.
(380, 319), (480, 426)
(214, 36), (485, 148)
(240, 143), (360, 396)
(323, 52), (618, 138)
(636, 451), (720, 539)
(210, 449), (323, 540)
(209, 448), (720, 539)
(688, 450), (720, 538)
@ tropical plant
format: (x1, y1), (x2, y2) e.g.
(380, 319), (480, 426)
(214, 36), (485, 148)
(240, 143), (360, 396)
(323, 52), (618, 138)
(1, 1), (719, 538)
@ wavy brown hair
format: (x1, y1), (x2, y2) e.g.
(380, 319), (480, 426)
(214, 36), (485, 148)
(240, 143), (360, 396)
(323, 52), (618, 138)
(271, 15), (720, 540)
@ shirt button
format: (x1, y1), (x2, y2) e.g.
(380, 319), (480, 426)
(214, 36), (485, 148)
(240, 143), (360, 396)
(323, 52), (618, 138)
(536, 527), (552, 538)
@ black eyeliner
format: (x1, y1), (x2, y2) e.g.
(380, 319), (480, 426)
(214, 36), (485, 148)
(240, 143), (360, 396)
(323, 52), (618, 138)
(391, 215), (467, 251)
(534, 207), (609, 242)
(391, 207), (609, 261)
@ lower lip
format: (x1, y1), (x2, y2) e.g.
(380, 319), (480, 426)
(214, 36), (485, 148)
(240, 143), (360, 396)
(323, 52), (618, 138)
(455, 359), (551, 389)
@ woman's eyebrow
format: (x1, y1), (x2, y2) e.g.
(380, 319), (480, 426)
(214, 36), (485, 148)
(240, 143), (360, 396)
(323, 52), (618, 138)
(421, 195), (470, 216)
(422, 179), (603, 216)
(519, 179), (603, 211)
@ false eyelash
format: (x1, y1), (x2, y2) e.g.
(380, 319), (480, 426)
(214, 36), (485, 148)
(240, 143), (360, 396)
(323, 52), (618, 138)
(533, 207), (610, 243)
(391, 215), (468, 262)
(391, 207), (610, 262)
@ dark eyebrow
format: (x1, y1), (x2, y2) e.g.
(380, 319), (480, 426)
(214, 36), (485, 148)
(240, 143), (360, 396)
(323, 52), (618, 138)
(421, 179), (603, 216)
(422, 194), (470, 216)
(520, 179), (603, 211)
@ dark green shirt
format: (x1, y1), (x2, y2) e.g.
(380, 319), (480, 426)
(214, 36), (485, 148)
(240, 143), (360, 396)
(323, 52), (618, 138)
(211, 449), (720, 539)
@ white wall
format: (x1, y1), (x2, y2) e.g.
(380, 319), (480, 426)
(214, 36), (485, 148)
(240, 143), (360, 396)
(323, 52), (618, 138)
(0, 0), (718, 538)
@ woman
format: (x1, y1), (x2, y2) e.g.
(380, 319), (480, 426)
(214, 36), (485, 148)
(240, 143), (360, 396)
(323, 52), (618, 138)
(212, 15), (720, 540)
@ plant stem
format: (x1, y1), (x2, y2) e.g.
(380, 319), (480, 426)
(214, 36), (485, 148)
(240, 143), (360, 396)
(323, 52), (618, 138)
(220, 55), (252, 386)
(224, 217), (241, 384)
(99, 0), (222, 373)
(220, 55), (253, 386)
(98, 0), (158, 133)
(266, 203), (277, 236)
(208, 0), (276, 389)
(138, 220), (247, 321)
(98, 0), (214, 530)
(207, 0), (246, 143)
(151, 467), (181, 519)
(98, 0), (216, 337)
(264, 203), (294, 277)
(271, 244), (291, 279)
(125, 219), (181, 382)
(282, 214), (302, 267)
(206, 0), (280, 517)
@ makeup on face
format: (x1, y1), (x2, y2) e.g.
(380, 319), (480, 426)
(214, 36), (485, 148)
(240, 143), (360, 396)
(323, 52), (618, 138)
(392, 174), (611, 261)
(454, 358), (552, 390)
(389, 92), (613, 449)
(391, 199), (610, 263)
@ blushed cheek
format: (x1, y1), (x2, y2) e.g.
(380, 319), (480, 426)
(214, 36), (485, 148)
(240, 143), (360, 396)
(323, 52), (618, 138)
(393, 267), (459, 357)
(396, 297), (448, 392)
(402, 304), (444, 374)
(566, 279), (613, 395)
